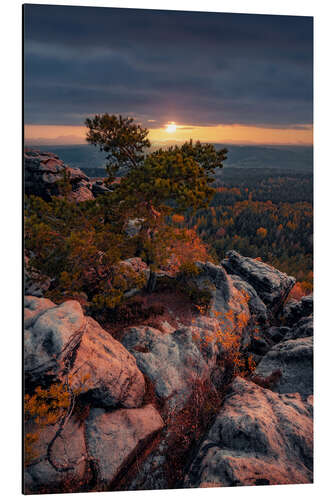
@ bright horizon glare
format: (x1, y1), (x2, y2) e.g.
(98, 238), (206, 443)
(24, 123), (314, 146)
(165, 122), (177, 133)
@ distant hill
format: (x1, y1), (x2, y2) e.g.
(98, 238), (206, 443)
(26, 143), (313, 178)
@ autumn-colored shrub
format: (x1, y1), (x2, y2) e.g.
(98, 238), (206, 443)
(24, 383), (71, 466)
(24, 373), (91, 468)
(164, 228), (211, 275)
(287, 281), (313, 302)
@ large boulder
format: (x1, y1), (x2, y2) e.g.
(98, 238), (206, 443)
(86, 404), (164, 487)
(68, 316), (145, 408)
(182, 261), (252, 347)
(24, 149), (94, 202)
(91, 180), (113, 197)
(24, 299), (85, 381)
(254, 337), (313, 397)
(184, 377), (313, 488)
(24, 298), (145, 408)
(283, 294), (313, 326)
(283, 315), (313, 341)
(24, 295), (56, 329)
(24, 415), (88, 494)
(222, 251), (295, 315)
(266, 325), (291, 344)
(122, 321), (220, 412)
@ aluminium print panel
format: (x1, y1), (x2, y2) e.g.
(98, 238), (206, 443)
(23, 3), (313, 494)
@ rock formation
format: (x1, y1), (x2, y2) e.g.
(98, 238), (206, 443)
(24, 253), (313, 493)
(184, 377), (313, 488)
(24, 149), (112, 202)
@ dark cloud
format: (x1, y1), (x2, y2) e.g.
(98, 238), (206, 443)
(24, 5), (313, 128)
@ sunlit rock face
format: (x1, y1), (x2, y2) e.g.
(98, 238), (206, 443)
(184, 377), (313, 488)
(24, 149), (94, 202)
(85, 404), (164, 487)
(24, 415), (88, 494)
(122, 323), (219, 412)
(24, 298), (146, 408)
(222, 250), (296, 316)
(23, 251), (313, 493)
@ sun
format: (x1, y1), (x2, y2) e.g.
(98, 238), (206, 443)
(165, 122), (177, 133)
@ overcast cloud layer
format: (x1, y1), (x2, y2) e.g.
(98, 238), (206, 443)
(24, 5), (313, 129)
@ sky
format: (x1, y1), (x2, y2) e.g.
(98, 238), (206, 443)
(24, 5), (313, 146)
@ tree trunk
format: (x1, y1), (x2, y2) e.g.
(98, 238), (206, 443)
(147, 269), (157, 293)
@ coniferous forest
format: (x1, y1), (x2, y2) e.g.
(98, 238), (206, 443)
(186, 166), (313, 293)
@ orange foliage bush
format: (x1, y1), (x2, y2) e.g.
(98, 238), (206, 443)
(163, 229), (211, 275)
(193, 294), (256, 379)
(24, 374), (90, 467)
(287, 281), (313, 302)
(171, 214), (185, 225)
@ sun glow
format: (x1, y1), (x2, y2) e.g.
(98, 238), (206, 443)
(165, 122), (177, 133)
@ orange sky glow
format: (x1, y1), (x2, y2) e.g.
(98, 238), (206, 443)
(24, 123), (313, 146)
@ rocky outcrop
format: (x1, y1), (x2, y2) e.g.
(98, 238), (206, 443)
(184, 377), (313, 488)
(183, 261), (253, 347)
(24, 295), (56, 329)
(222, 251), (295, 315)
(283, 315), (313, 340)
(122, 321), (219, 412)
(265, 325), (288, 344)
(85, 404), (164, 487)
(24, 149), (94, 202)
(254, 337), (313, 397)
(24, 416), (88, 494)
(229, 274), (268, 324)
(91, 179), (112, 197)
(23, 251), (313, 493)
(283, 294), (313, 326)
(24, 298), (145, 408)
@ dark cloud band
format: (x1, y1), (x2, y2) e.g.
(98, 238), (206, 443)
(24, 5), (313, 128)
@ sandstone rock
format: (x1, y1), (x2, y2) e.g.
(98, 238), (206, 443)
(91, 181), (112, 197)
(184, 377), (313, 488)
(24, 298), (145, 408)
(188, 261), (252, 346)
(69, 316), (145, 408)
(283, 294), (313, 326)
(24, 295), (56, 329)
(70, 182), (95, 202)
(24, 415), (87, 494)
(266, 325), (291, 344)
(24, 300), (85, 381)
(24, 149), (94, 202)
(229, 274), (268, 324)
(86, 404), (164, 487)
(222, 251), (295, 315)
(284, 315), (313, 341)
(122, 322), (219, 411)
(254, 337), (313, 396)
(124, 218), (143, 237)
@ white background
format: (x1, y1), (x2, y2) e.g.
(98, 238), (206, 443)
(0, 0), (332, 498)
